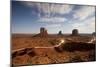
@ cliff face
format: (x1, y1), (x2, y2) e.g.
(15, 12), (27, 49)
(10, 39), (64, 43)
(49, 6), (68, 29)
(72, 29), (79, 36)
(34, 27), (48, 37)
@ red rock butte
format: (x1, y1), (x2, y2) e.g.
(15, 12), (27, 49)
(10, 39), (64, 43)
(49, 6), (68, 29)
(34, 27), (48, 37)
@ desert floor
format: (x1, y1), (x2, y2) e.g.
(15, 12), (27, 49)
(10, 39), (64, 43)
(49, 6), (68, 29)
(11, 34), (96, 66)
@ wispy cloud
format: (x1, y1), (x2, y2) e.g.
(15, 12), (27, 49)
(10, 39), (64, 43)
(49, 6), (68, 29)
(45, 24), (61, 28)
(71, 16), (95, 33)
(16, 1), (95, 33)
(73, 6), (95, 21)
(37, 17), (67, 23)
(24, 2), (74, 18)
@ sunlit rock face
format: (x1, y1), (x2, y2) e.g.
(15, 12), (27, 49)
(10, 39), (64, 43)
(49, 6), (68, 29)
(40, 27), (48, 37)
(72, 29), (79, 36)
(34, 27), (48, 37)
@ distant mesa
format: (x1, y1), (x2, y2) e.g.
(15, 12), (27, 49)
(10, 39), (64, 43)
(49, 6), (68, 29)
(92, 32), (96, 36)
(34, 27), (48, 37)
(40, 27), (48, 37)
(71, 29), (79, 36)
(34, 28), (81, 37)
(58, 30), (63, 35)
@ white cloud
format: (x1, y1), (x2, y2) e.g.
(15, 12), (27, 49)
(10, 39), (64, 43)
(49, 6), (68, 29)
(37, 17), (67, 23)
(45, 24), (61, 28)
(73, 6), (95, 20)
(22, 2), (95, 33)
(48, 4), (73, 14)
(71, 17), (95, 33)
(24, 2), (73, 17)
(23, 1), (40, 7)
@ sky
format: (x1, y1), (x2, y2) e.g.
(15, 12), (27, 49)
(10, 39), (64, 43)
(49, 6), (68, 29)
(11, 1), (96, 34)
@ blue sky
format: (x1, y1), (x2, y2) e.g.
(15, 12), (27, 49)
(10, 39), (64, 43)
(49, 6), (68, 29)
(11, 1), (96, 34)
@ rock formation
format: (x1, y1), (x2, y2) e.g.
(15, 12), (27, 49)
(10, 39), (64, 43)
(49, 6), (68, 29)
(58, 31), (63, 35)
(92, 32), (96, 36)
(71, 29), (79, 36)
(34, 27), (48, 37)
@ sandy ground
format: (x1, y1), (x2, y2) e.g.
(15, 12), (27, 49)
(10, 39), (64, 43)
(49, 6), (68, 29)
(11, 35), (96, 66)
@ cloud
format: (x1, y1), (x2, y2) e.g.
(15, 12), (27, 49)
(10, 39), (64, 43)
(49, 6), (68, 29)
(37, 17), (67, 23)
(73, 6), (95, 20)
(22, 2), (95, 33)
(71, 17), (95, 33)
(45, 24), (61, 28)
(23, 2), (73, 18)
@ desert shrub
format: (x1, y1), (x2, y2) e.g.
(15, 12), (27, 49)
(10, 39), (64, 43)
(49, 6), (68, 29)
(12, 51), (18, 58)
(27, 50), (36, 57)
(88, 50), (96, 61)
(27, 57), (33, 65)
(17, 50), (27, 56)
(61, 43), (74, 52)
(54, 47), (63, 52)
(12, 48), (36, 59)
(49, 39), (59, 45)
(70, 55), (83, 62)
(24, 48), (36, 57)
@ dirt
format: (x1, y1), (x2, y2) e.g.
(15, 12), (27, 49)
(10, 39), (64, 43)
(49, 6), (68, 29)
(11, 34), (96, 66)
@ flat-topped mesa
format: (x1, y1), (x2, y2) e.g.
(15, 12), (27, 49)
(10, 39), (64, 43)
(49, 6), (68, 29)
(34, 27), (48, 37)
(71, 29), (79, 36)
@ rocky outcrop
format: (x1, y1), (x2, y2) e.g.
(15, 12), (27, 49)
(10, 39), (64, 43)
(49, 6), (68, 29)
(58, 31), (63, 35)
(71, 29), (79, 36)
(34, 27), (48, 37)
